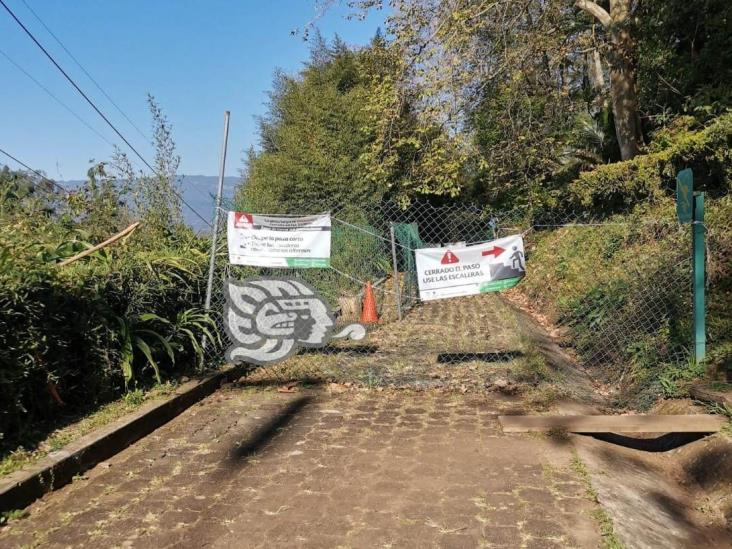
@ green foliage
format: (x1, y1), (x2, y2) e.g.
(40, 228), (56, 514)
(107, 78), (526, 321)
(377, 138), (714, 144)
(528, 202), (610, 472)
(274, 220), (391, 307)
(113, 94), (183, 238)
(519, 188), (732, 408)
(636, 0), (732, 124)
(515, 348), (559, 385)
(0, 200), (211, 444)
(568, 451), (624, 547)
(134, 308), (221, 375)
(703, 401), (732, 422)
(346, 0), (732, 209)
(658, 357), (706, 399)
(113, 314), (175, 386)
(238, 35), (464, 212)
(0, 509), (28, 525)
(66, 162), (131, 241)
(0, 99), (213, 453)
(567, 112), (732, 214)
(112, 308), (220, 387)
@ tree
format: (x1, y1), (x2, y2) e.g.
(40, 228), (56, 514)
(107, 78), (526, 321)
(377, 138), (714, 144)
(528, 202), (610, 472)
(113, 95), (183, 236)
(635, 0), (732, 123)
(73, 162), (130, 241)
(239, 38), (376, 213)
(575, 1), (643, 160)
(307, 0), (731, 197)
(238, 35), (464, 212)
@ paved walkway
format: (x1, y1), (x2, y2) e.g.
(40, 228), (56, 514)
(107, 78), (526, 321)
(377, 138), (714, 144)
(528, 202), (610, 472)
(0, 388), (602, 548)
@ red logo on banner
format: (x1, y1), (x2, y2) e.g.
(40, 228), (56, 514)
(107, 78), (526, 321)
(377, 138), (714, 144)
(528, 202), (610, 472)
(441, 250), (459, 264)
(234, 212), (254, 228)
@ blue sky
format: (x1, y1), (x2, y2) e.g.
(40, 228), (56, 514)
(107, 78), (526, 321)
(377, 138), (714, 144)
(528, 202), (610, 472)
(0, 1), (387, 181)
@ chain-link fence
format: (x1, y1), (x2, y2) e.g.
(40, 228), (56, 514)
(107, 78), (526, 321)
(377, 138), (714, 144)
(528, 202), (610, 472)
(201, 200), (695, 397)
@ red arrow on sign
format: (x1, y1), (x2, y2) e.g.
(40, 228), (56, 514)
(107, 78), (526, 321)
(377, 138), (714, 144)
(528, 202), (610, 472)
(482, 246), (505, 258)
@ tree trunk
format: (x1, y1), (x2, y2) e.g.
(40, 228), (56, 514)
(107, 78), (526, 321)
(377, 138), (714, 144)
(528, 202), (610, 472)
(607, 1), (643, 160)
(576, 0), (644, 160)
(588, 49), (604, 90)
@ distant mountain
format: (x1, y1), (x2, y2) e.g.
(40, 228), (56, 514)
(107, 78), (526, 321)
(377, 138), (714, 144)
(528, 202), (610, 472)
(62, 175), (240, 231)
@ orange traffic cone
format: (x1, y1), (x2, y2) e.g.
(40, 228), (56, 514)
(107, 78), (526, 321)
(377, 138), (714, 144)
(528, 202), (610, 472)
(360, 281), (379, 324)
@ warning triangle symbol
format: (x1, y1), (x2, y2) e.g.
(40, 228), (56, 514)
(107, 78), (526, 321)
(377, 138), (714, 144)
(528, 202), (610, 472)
(441, 250), (459, 264)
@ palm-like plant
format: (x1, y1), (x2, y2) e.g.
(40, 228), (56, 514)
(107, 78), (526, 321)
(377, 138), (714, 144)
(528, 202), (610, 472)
(143, 308), (221, 366)
(137, 252), (204, 285)
(113, 308), (220, 387)
(114, 314), (175, 386)
(559, 112), (606, 169)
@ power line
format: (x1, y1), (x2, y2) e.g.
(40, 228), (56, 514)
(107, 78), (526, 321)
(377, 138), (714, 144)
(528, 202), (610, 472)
(18, 0), (148, 141)
(0, 146), (70, 194)
(0, 47), (115, 148)
(0, 0), (152, 171)
(0, 0), (212, 228)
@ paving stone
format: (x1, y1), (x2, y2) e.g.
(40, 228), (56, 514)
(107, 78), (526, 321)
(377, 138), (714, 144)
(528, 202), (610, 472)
(0, 390), (602, 548)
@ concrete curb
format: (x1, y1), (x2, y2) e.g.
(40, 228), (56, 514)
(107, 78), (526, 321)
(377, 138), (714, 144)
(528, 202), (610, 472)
(0, 365), (239, 513)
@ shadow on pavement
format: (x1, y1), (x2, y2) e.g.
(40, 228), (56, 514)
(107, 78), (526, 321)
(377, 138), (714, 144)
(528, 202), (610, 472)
(238, 376), (325, 389)
(226, 395), (312, 467)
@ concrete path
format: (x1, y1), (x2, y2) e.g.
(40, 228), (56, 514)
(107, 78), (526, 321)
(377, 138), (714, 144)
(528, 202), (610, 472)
(0, 387), (602, 548)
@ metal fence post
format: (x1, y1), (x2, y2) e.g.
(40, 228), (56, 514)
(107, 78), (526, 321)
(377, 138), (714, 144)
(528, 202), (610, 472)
(692, 192), (706, 363)
(201, 111), (231, 371)
(389, 223), (403, 321)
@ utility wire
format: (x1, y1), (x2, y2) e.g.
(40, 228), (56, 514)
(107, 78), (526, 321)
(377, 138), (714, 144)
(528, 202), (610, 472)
(0, 146), (70, 194)
(0, 0), (151, 172)
(0, 0), (212, 228)
(18, 0), (148, 140)
(0, 47), (115, 148)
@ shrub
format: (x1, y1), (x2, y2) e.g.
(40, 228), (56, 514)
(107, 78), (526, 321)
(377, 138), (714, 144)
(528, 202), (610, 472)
(520, 187), (731, 408)
(0, 194), (213, 448)
(567, 112), (732, 214)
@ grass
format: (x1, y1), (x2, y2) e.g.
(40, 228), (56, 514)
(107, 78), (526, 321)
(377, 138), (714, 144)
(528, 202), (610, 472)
(358, 368), (385, 388)
(703, 401), (732, 419)
(0, 509), (29, 526)
(514, 348), (558, 384)
(571, 451), (625, 549)
(0, 382), (178, 478)
(699, 401), (732, 436)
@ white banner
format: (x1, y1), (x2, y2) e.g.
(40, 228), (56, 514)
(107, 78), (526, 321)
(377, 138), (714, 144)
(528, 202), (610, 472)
(227, 212), (331, 268)
(415, 235), (525, 301)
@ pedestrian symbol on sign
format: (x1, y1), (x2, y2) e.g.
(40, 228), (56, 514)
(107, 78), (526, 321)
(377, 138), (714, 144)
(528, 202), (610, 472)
(510, 246), (525, 271)
(441, 250), (459, 264)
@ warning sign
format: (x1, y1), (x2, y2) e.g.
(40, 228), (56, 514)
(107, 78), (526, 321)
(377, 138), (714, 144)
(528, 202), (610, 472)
(227, 212), (331, 268)
(415, 235), (525, 301)
(441, 250), (460, 264)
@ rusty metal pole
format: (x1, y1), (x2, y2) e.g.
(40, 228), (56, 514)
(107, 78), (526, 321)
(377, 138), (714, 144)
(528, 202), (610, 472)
(389, 223), (403, 321)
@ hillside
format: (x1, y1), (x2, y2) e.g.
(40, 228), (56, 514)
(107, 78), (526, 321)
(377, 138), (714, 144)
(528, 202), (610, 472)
(63, 175), (239, 231)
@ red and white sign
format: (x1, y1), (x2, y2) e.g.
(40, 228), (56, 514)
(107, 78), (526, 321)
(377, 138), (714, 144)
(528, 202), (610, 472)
(227, 212), (331, 268)
(441, 250), (460, 264)
(414, 235), (525, 301)
(233, 212), (254, 227)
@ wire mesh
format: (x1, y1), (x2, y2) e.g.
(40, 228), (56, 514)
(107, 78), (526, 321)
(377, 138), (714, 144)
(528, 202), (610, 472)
(201, 201), (695, 392)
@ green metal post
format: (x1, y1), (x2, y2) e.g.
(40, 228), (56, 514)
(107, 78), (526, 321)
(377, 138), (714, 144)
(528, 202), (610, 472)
(692, 192), (706, 363)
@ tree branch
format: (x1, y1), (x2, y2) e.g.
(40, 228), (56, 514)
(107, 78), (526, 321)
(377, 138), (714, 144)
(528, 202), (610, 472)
(575, 0), (612, 28)
(58, 222), (140, 267)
